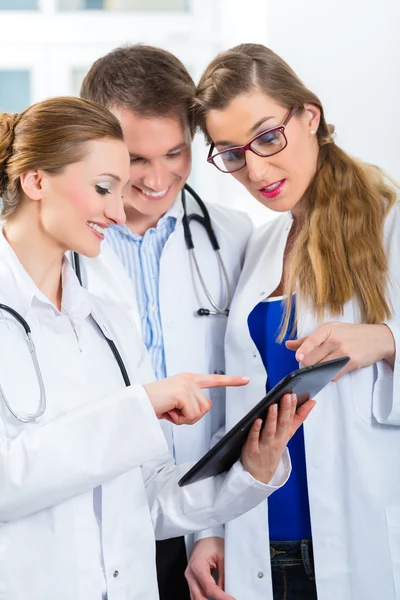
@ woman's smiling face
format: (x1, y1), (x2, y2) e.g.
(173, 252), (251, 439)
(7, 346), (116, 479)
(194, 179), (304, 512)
(205, 90), (321, 214)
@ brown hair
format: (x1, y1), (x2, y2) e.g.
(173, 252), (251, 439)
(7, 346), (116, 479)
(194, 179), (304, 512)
(80, 44), (196, 133)
(194, 44), (397, 332)
(0, 96), (123, 219)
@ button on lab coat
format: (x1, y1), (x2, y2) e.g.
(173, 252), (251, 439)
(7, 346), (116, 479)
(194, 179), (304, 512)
(222, 204), (400, 600)
(0, 231), (289, 600)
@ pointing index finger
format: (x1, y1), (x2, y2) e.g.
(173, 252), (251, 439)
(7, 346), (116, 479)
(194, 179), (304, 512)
(194, 374), (250, 389)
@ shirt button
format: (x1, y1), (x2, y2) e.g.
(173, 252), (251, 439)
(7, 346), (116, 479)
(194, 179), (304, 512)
(252, 352), (258, 358)
(257, 571), (264, 579)
(113, 570), (119, 578)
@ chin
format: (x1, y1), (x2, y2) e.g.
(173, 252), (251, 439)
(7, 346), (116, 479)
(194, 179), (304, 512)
(138, 198), (176, 219)
(131, 186), (180, 217)
(84, 246), (102, 258)
(254, 193), (299, 214)
(72, 242), (102, 259)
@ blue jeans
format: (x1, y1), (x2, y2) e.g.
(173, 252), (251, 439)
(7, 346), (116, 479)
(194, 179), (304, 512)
(270, 540), (317, 600)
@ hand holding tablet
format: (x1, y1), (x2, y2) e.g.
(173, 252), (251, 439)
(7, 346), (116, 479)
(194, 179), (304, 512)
(179, 357), (349, 486)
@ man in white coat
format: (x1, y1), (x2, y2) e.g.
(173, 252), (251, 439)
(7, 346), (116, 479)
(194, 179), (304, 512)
(77, 45), (253, 600)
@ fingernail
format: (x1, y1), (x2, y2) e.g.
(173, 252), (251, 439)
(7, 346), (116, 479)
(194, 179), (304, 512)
(270, 403), (278, 413)
(291, 394), (297, 403)
(285, 394), (292, 404)
(298, 353), (304, 361)
(241, 376), (250, 382)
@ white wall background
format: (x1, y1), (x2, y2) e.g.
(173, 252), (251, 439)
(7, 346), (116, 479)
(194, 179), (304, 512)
(0, 0), (398, 225)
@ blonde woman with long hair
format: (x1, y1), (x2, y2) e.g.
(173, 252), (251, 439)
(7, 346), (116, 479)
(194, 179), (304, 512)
(185, 44), (400, 600)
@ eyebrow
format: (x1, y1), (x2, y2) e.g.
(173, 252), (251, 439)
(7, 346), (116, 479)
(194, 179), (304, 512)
(214, 116), (275, 147)
(129, 142), (188, 160)
(98, 172), (121, 182)
(166, 142), (188, 153)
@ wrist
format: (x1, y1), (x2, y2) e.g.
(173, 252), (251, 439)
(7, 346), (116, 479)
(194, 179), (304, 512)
(380, 324), (396, 368)
(243, 464), (275, 485)
(143, 383), (158, 416)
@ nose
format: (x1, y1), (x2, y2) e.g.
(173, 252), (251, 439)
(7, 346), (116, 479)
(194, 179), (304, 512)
(245, 151), (270, 183)
(104, 192), (126, 226)
(142, 161), (171, 191)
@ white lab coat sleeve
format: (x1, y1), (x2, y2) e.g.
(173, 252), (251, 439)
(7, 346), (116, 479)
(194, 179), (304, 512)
(145, 448), (291, 540)
(192, 424), (227, 543)
(193, 525), (225, 543)
(372, 204), (400, 425)
(0, 385), (167, 522)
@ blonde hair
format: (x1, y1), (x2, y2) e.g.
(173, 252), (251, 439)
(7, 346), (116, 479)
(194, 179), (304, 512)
(0, 96), (123, 219)
(194, 44), (397, 334)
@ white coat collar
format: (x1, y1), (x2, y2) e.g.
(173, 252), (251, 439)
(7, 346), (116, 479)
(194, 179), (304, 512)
(0, 229), (91, 329)
(165, 192), (184, 221)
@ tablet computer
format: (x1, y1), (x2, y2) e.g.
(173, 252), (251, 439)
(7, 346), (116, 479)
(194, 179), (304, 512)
(178, 356), (349, 487)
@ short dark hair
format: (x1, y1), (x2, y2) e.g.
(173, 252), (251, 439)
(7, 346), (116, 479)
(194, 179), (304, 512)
(80, 44), (196, 133)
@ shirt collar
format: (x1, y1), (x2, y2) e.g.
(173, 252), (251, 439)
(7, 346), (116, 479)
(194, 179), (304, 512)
(109, 192), (184, 240)
(0, 229), (91, 328)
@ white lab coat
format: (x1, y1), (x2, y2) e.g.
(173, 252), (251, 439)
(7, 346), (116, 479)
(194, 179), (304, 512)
(223, 203), (400, 600)
(78, 193), (252, 509)
(0, 231), (290, 600)
(77, 196), (252, 546)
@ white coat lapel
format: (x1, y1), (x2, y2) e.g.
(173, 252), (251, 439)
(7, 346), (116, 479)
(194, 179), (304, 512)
(232, 212), (292, 320)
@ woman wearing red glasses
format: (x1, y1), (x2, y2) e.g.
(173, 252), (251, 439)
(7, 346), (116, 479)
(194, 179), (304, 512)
(184, 44), (400, 600)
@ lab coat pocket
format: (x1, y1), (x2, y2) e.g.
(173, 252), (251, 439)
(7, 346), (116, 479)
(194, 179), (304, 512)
(386, 506), (400, 597)
(350, 367), (374, 425)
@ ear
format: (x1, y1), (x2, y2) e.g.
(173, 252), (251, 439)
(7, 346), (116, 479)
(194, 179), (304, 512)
(19, 169), (46, 201)
(303, 103), (321, 135)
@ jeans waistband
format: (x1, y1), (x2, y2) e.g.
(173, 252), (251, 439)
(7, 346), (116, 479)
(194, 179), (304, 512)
(270, 540), (314, 579)
(270, 540), (313, 560)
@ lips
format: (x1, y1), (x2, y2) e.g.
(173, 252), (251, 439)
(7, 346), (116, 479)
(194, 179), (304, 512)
(86, 221), (107, 240)
(258, 179), (286, 200)
(134, 185), (170, 201)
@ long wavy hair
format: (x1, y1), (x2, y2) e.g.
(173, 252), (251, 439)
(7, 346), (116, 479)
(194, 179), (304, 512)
(193, 44), (397, 334)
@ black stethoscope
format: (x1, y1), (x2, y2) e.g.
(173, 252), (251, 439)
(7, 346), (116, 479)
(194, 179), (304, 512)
(73, 183), (231, 317)
(72, 250), (131, 387)
(178, 183), (231, 316)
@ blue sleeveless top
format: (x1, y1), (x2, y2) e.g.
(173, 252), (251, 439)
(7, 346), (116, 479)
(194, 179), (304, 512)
(248, 297), (312, 541)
